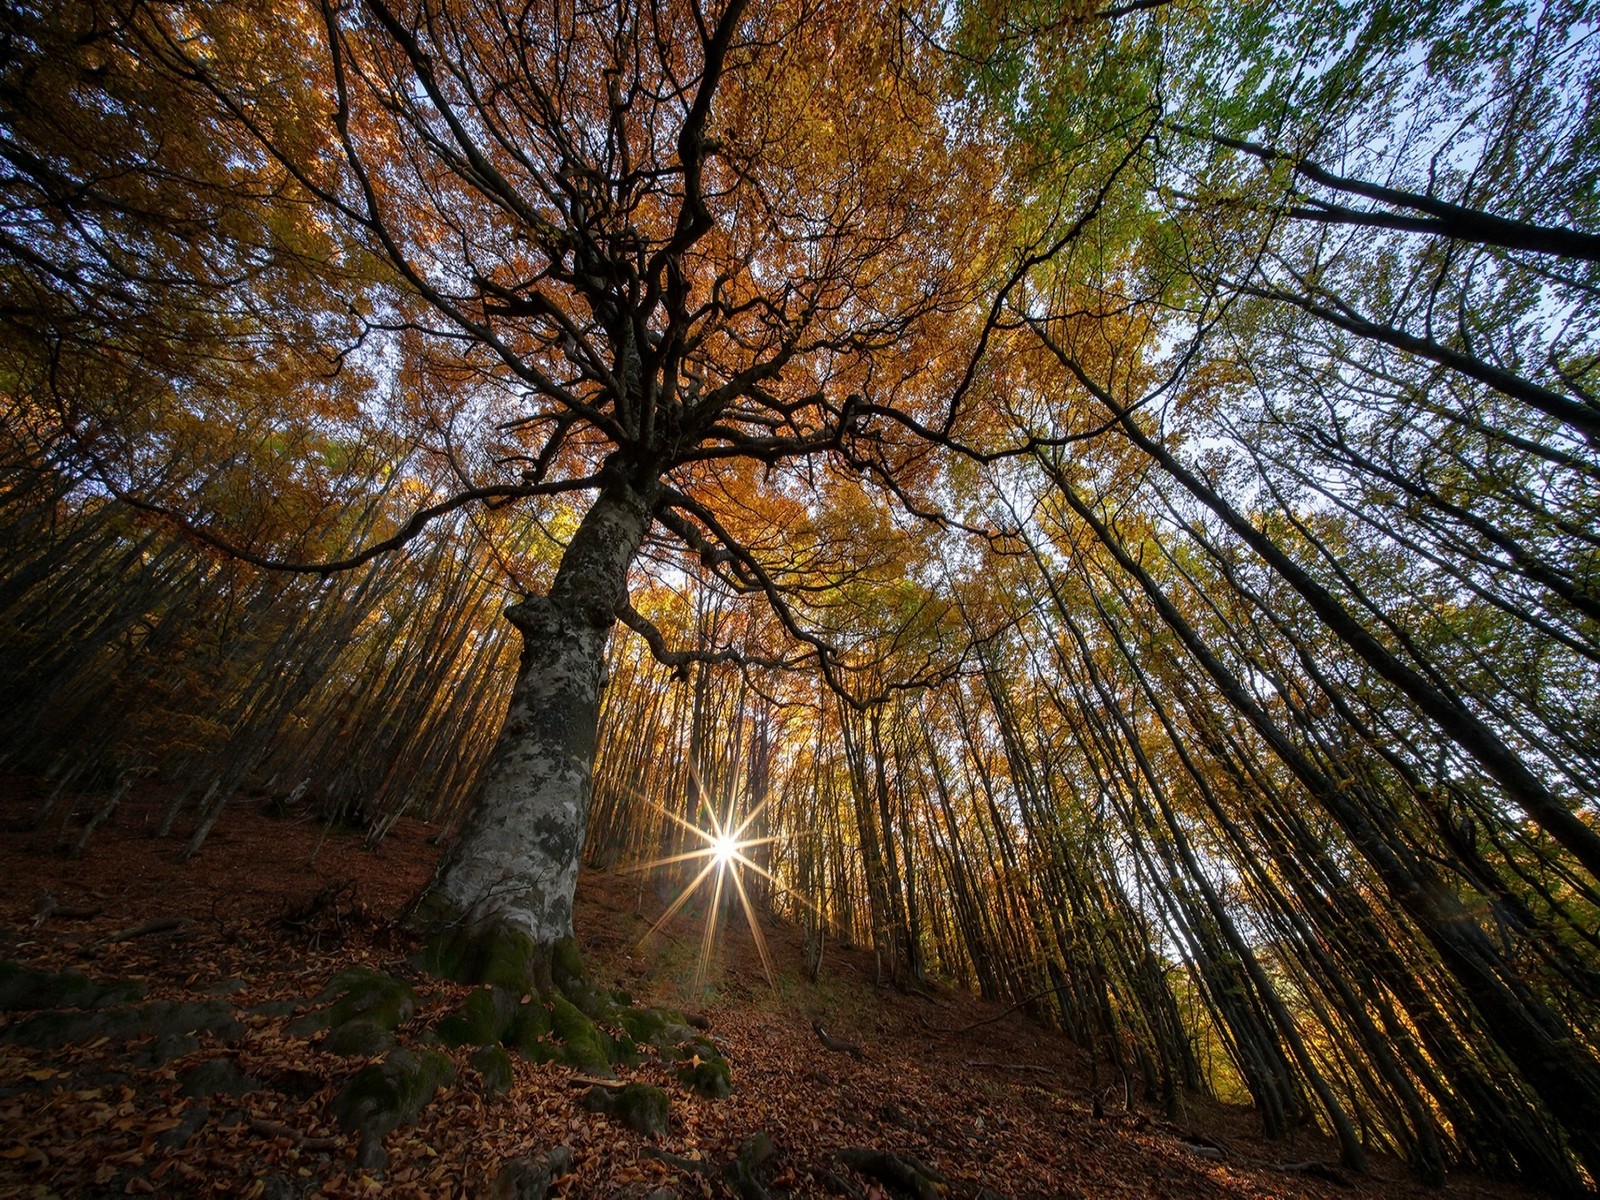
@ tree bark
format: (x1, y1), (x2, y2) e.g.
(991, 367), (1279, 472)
(416, 471), (657, 981)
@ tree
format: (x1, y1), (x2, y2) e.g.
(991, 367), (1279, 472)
(58, 0), (1008, 982)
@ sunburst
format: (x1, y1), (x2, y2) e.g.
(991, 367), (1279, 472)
(627, 769), (782, 988)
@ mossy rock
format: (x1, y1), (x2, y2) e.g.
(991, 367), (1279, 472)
(331, 1047), (456, 1141)
(581, 1082), (670, 1137)
(549, 995), (611, 1072)
(609, 1028), (640, 1067)
(616, 1007), (664, 1045)
(674, 1042), (732, 1099)
(490, 1147), (574, 1200)
(549, 938), (585, 993)
(434, 985), (519, 1048)
(1, 999), (240, 1049)
(0, 961), (146, 1012)
(135, 1032), (200, 1067)
(323, 967), (416, 1032)
(323, 1019), (396, 1058)
(180, 1056), (262, 1098)
(471, 1044), (514, 1095)
(507, 998), (554, 1057)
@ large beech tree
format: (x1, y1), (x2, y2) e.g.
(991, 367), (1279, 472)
(104, 0), (1009, 975)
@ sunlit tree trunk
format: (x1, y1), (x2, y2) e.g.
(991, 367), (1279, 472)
(417, 473), (657, 982)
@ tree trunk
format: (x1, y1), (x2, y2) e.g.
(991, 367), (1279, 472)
(414, 472), (657, 988)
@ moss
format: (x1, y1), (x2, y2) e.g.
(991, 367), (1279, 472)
(549, 994), (610, 1072)
(581, 1082), (670, 1137)
(0, 961), (145, 1011)
(470, 1044), (514, 1095)
(331, 1047), (456, 1141)
(610, 1029), (640, 1067)
(0, 999), (240, 1049)
(616, 1007), (665, 1044)
(323, 1019), (396, 1057)
(674, 1041), (732, 1098)
(507, 998), (553, 1057)
(416, 904), (541, 992)
(324, 968), (416, 1032)
(550, 936), (585, 992)
(434, 985), (519, 1048)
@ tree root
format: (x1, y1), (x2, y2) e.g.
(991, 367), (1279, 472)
(812, 1019), (865, 1060)
(836, 1147), (947, 1200)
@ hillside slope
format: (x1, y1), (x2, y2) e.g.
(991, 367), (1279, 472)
(0, 779), (1536, 1199)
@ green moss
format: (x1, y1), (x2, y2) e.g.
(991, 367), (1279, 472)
(0, 961), (145, 1011)
(323, 1019), (396, 1057)
(674, 1041), (732, 1098)
(549, 994), (610, 1071)
(581, 1082), (670, 1137)
(433, 985), (520, 1048)
(470, 1044), (514, 1095)
(550, 937), (585, 992)
(610, 1029), (640, 1067)
(0, 999), (241, 1049)
(324, 968), (416, 1032)
(413, 895), (542, 991)
(331, 1047), (456, 1140)
(507, 998), (553, 1057)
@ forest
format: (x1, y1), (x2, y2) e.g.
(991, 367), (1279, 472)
(2, 0), (1599, 1193)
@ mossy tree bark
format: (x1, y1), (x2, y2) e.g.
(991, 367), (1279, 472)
(417, 469), (658, 987)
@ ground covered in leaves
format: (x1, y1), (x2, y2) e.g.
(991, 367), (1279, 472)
(0, 778), (1543, 1199)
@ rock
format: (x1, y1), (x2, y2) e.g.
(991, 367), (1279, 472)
(180, 1056), (261, 1098)
(355, 1130), (388, 1172)
(433, 984), (520, 1048)
(0, 961), (145, 1011)
(331, 1047), (456, 1144)
(549, 994), (611, 1072)
(582, 1082), (670, 1137)
(322, 967), (416, 1031)
(134, 1031), (199, 1066)
(506, 997), (554, 1058)
(472, 1043), (515, 1095)
(322, 1018), (395, 1057)
(674, 1038), (733, 1098)
(1, 998), (241, 1049)
(489, 1145), (574, 1200)
(156, 1101), (210, 1150)
(725, 1131), (778, 1199)
(247, 999), (300, 1018)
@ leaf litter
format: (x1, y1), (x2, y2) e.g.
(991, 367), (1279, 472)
(0, 777), (1543, 1199)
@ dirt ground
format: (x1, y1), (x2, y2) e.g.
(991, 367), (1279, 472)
(0, 777), (1545, 1199)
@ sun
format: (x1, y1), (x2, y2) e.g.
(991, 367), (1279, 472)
(710, 833), (740, 867)
(625, 768), (792, 988)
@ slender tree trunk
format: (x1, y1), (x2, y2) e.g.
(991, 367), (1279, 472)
(415, 473), (657, 985)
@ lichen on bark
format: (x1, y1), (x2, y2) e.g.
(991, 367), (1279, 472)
(412, 474), (659, 994)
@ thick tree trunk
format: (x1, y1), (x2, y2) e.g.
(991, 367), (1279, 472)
(415, 472), (657, 986)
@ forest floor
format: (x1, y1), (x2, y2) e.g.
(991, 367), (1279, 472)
(0, 777), (1544, 1200)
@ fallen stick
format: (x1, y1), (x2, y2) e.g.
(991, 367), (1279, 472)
(96, 917), (190, 945)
